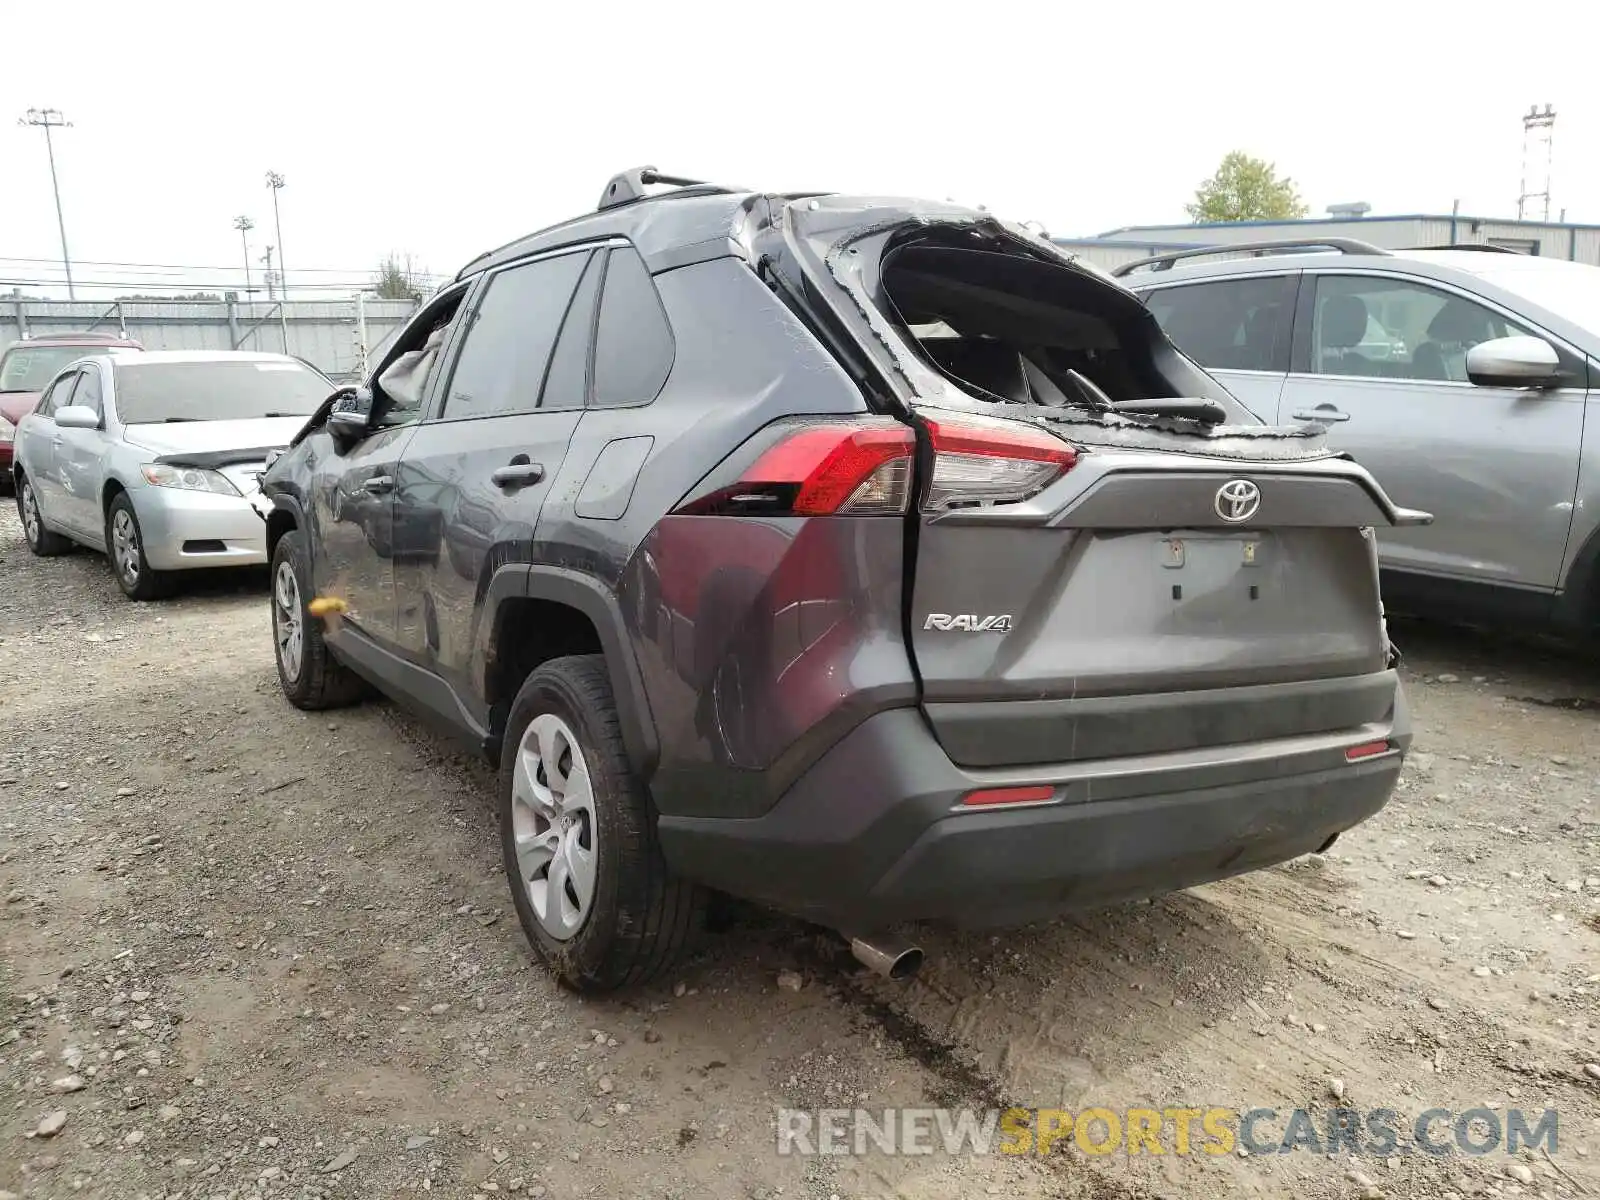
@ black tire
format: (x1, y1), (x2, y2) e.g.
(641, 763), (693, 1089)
(270, 528), (367, 710)
(106, 493), (173, 600)
(16, 474), (74, 557)
(500, 654), (703, 992)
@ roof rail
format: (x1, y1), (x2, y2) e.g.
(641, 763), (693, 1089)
(1403, 243), (1523, 254)
(596, 166), (741, 212)
(1110, 238), (1391, 278)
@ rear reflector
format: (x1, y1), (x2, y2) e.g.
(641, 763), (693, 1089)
(922, 414), (1078, 511)
(1345, 740), (1393, 761)
(960, 784), (1056, 807)
(674, 420), (916, 517)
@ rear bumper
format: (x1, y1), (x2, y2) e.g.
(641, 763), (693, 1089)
(657, 682), (1408, 929)
(134, 486), (269, 571)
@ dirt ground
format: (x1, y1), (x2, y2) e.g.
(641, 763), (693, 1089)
(2, 499), (1598, 1200)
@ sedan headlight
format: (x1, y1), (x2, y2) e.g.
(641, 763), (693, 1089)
(140, 464), (241, 496)
(0, 417), (14, 445)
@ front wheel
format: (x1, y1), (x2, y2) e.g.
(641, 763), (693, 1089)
(270, 529), (366, 710)
(106, 494), (172, 600)
(500, 655), (703, 992)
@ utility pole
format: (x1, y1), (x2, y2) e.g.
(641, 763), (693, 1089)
(19, 108), (75, 299)
(265, 172), (287, 298)
(265, 172), (289, 354)
(261, 246), (276, 300)
(234, 216), (255, 296)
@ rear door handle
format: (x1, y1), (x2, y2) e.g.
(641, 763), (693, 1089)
(1291, 406), (1350, 423)
(363, 475), (395, 495)
(491, 463), (545, 489)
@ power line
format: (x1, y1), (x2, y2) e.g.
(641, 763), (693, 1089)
(0, 255), (447, 277)
(0, 277), (420, 293)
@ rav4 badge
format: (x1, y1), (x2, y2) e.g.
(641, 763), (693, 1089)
(924, 614), (1013, 633)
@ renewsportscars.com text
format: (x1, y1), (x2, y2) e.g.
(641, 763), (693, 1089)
(776, 1106), (1559, 1158)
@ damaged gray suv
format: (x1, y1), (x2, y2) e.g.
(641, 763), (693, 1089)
(260, 169), (1426, 991)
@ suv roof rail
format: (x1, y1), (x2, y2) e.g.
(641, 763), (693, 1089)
(597, 166), (742, 212)
(1110, 238), (1391, 278)
(1403, 243), (1522, 254)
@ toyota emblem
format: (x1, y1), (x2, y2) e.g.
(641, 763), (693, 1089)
(1214, 479), (1261, 523)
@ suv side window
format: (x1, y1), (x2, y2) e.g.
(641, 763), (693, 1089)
(591, 247), (674, 407)
(36, 372), (79, 420)
(440, 251), (590, 420)
(1307, 275), (1532, 383)
(74, 366), (104, 421)
(1142, 276), (1293, 373)
(540, 252), (605, 411)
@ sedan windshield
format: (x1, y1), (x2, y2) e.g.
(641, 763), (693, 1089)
(114, 360), (331, 424)
(0, 346), (87, 392)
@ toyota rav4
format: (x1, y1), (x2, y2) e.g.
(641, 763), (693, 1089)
(260, 169), (1426, 991)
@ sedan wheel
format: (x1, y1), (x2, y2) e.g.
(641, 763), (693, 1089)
(17, 479), (72, 556)
(510, 713), (599, 941)
(20, 482), (40, 544)
(110, 507), (141, 590)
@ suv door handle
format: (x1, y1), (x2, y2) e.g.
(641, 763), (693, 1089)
(363, 475), (395, 495)
(1291, 406), (1350, 423)
(491, 462), (545, 489)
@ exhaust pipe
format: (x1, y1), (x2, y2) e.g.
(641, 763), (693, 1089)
(848, 933), (924, 981)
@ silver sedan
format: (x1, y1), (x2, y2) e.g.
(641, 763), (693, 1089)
(12, 350), (331, 600)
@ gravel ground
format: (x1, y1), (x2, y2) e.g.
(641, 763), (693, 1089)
(2, 498), (1599, 1200)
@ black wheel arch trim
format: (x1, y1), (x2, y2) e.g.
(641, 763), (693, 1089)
(479, 565), (661, 781)
(1557, 522), (1600, 630)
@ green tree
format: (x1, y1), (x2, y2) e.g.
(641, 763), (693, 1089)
(374, 254), (428, 301)
(1186, 152), (1308, 223)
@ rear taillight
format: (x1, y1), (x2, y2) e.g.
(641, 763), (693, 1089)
(923, 414), (1078, 512)
(672, 413), (1076, 518)
(675, 420), (916, 517)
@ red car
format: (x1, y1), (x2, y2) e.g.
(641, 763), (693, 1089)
(0, 331), (145, 482)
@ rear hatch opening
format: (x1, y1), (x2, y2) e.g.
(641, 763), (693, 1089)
(767, 204), (1421, 771)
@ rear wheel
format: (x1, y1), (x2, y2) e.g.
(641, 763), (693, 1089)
(106, 494), (172, 601)
(18, 475), (74, 556)
(270, 529), (366, 709)
(500, 654), (702, 992)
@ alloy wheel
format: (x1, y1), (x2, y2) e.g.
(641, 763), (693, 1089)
(274, 560), (305, 682)
(510, 713), (598, 940)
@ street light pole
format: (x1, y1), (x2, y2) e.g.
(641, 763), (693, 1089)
(265, 172), (287, 298)
(20, 108), (75, 299)
(234, 216), (254, 297)
(265, 172), (289, 353)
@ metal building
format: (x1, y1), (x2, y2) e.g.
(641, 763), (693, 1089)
(1055, 213), (1600, 273)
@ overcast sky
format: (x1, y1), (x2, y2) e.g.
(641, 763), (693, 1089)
(2, 0), (1597, 300)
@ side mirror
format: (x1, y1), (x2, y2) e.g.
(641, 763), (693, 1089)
(326, 387), (374, 443)
(1466, 336), (1563, 390)
(54, 405), (100, 430)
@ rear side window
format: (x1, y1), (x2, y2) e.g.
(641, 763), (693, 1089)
(1143, 277), (1294, 373)
(442, 250), (590, 419)
(591, 247), (674, 408)
(541, 253), (605, 411)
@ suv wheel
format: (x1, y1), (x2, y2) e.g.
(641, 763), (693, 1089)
(501, 654), (702, 992)
(107, 494), (172, 600)
(17, 476), (73, 556)
(270, 529), (366, 709)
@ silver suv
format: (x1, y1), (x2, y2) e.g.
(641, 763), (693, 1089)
(1118, 240), (1600, 635)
